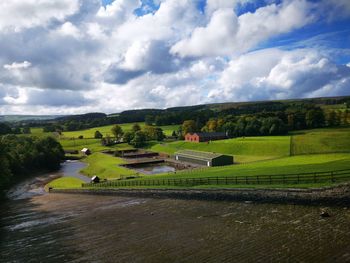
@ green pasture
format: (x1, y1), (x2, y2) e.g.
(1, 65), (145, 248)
(46, 177), (84, 189)
(291, 128), (350, 155)
(61, 123), (179, 138)
(148, 136), (291, 163)
(80, 152), (134, 179)
(146, 153), (350, 180)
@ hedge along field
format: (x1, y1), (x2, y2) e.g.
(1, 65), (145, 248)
(80, 152), (134, 179)
(149, 136), (291, 163)
(144, 153), (350, 180)
(61, 123), (180, 138)
(291, 128), (350, 155)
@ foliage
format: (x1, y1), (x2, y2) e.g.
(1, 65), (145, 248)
(131, 131), (147, 147)
(0, 135), (64, 194)
(182, 120), (197, 135)
(111, 124), (123, 139)
(94, 130), (103, 139)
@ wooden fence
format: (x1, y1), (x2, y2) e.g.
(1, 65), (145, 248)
(82, 169), (350, 188)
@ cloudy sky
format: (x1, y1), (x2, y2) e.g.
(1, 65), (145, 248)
(0, 0), (350, 115)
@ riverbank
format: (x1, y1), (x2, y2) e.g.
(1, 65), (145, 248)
(50, 182), (350, 206)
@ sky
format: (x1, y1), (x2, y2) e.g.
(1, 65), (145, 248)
(0, 0), (349, 115)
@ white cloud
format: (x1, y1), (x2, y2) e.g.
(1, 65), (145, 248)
(57, 22), (81, 38)
(171, 0), (314, 57)
(4, 61), (32, 70)
(0, 0), (349, 115)
(0, 1), (79, 31)
(209, 48), (350, 102)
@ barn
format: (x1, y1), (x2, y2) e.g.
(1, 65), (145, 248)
(174, 150), (234, 167)
(185, 132), (227, 143)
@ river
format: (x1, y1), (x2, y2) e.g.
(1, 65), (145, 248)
(1, 161), (350, 262)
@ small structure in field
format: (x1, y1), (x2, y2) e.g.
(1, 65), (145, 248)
(184, 132), (227, 143)
(81, 148), (91, 155)
(91, 176), (100, 183)
(174, 150), (234, 167)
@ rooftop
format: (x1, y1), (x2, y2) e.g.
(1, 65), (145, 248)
(175, 150), (223, 161)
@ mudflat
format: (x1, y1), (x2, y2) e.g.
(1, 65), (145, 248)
(2, 192), (349, 262)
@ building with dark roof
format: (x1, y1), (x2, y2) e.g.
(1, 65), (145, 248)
(185, 132), (228, 143)
(174, 150), (234, 167)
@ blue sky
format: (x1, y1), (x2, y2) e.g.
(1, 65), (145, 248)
(0, 0), (349, 114)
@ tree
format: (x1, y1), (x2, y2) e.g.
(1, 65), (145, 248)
(182, 120), (197, 135)
(306, 108), (325, 128)
(111, 124), (123, 140)
(94, 130), (103, 139)
(132, 123), (141, 133)
(145, 115), (154, 126)
(22, 127), (31, 134)
(123, 131), (134, 144)
(131, 131), (146, 147)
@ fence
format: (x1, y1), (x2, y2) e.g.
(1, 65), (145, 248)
(82, 169), (350, 188)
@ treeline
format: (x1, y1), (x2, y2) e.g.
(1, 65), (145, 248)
(0, 122), (31, 135)
(96, 123), (165, 148)
(178, 106), (350, 138)
(8, 96), (350, 134)
(0, 135), (64, 196)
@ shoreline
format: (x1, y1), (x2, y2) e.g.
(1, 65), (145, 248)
(50, 183), (350, 206)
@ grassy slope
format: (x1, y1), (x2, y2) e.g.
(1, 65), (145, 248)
(143, 153), (350, 180)
(61, 123), (179, 138)
(291, 128), (350, 155)
(149, 136), (291, 163)
(59, 139), (133, 152)
(47, 177), (84, 189)
(80, 152), (134, 179)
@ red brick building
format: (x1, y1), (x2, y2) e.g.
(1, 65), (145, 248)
(185, 132), (227, 143)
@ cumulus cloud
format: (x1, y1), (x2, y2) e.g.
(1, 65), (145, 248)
(171, 0), (314, 57)
(4, 61), (32, 70)
(0, 0), (349, 115)
(208, 48), (350, 101)
(0, 1), (79, 31)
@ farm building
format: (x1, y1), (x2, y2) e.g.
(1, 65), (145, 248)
(185, 132), (227, 143)
(81, 148), (91, 155)
(174, 150), (234, 167)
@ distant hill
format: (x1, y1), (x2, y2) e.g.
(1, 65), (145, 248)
(0, 115), (65, 123)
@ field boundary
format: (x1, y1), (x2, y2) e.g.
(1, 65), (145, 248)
(82, 169), (350, 188)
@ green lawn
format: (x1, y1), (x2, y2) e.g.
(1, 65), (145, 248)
(145, 153), (350, 180)
(80, 152), (135, 179)
(148, 136), (291, 163)
(59, 138), (133, 152)
(61, 123), (179, 138)
(46, 177), (84, 189)
(291, 128), (350, 155)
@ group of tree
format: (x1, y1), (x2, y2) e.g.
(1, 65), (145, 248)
(0, 123), (31, 135)
(178, 106), (350, 138)
(100, 123), (165, 148)
(0, 135), (64, 196)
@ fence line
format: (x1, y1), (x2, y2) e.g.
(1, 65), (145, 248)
(82, 169), (350, 188)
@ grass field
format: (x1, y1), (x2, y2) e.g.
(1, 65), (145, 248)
(80, 152), (134, 179)
(59, 138), (133, 152)
(61, 123), (179, 138)
(47, 177), (84, 189)
(291, 128), (350, 155)
(148, 136), (291, 163)
(145, 153), (350, 180)
(52, 126), (350, 189)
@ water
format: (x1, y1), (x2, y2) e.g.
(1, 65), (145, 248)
(134, 163), (176, 174)
(1, 162), (350, 262)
